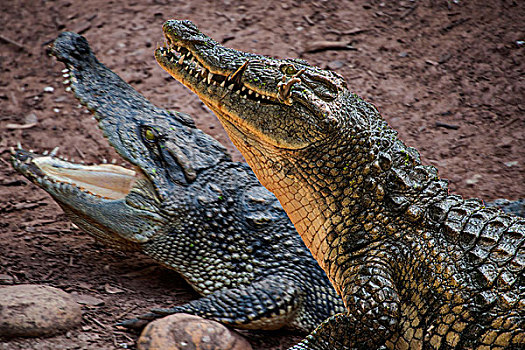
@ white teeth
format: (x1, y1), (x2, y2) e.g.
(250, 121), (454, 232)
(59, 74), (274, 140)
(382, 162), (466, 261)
(65, 87), (71, 92)
(248, 90), (253, 95)
(220, 81), (226, 87)
(178, 57), (184, 65)
(255, 93), (260, 98)
(42, 150), (49, 155)
(63, 79), (69, 85)
(63, 73), (69, 78)
(111, 158), (117, 164)
(190, 57), (195, 64)
(170, 57), (175, 63)
(194, 72), (200, 78)
(207, 72), (213, 84)
(17, 142), (22, 149)
(50, 146), (59, 156)
(235, 90), (240, 95)
(102, 158), (107, 164)
(9, 147), (15, 155)
(228, 84), (234, 90)
(61, 68), (69, 73)
(241, 94), (246, 99)
(241, 86), (246, 92)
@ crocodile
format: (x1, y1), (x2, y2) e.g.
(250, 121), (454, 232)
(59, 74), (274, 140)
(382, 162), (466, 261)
(155, 20), (525, 349)
(10, 32), (346, 334)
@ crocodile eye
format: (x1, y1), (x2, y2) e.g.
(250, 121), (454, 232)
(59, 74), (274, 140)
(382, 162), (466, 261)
(142, 127), (158, 144)
(281, 64), (298, 75)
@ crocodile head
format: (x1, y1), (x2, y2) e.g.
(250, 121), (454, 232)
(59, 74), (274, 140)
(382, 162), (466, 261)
(155, 20), (350, 183)
(12, 32), (230, 250)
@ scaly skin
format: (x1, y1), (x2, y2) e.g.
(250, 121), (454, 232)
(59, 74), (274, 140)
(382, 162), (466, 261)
(156, 20), (524, 349)
(11, 32), (345, 333)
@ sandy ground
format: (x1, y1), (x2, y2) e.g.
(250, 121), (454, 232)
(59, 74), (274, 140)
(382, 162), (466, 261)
(1, 0), (523, 349)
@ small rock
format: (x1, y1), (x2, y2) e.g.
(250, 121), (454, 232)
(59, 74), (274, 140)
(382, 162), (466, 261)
(0, 284), (81, 337)
(137, 313), (252, 350)
(465, 174), (482, 186)
(71, 292), (105, 306)
(327, 60), (344, 70)
(24, 112), (38, 124)
(0, 274), (14, 285)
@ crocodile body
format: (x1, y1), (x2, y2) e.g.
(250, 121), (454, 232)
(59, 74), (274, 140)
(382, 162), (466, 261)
(155, 20), (524, 349)
(11, 32), (345, 333)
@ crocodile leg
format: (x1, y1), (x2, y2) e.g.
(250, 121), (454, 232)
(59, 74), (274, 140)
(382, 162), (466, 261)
(121, 275), (302, 331)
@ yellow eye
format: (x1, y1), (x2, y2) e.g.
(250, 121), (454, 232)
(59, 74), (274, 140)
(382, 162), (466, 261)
(144, 128), (156, 142)
(282, 64), (297, 75)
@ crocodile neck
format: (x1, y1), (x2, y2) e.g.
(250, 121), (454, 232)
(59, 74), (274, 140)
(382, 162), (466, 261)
(231, 93), (448, 296)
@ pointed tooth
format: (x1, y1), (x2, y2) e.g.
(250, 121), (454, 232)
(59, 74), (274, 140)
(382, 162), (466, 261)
(102, 158), (107, 164)
(228, 84), (234, 90)
(17, 141), (22, 149)
(61, 68), (69, 73)
(207, 72), (213, 85)
(255, 93), (260, 98)
(62, 73), (69, 78)
(178, 56), (184, 65)
(241, 94), (246, 99)
(235, 90), (240, 95)
(248, 90), (253, 95)
(220, 81), (226, 87)
(111, 158), (117, 164)
(42, 150), (49, 155)
(9, 147), (15, 155)
(63, 79), (69, 85)
(50, 146), (59, 156)
(241, 86), (246, 92)
(195, 72), (200, 78)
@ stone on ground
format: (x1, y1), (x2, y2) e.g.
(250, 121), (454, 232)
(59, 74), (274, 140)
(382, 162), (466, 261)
(0, 284), (82, 337)
(137, 313), (253, 350)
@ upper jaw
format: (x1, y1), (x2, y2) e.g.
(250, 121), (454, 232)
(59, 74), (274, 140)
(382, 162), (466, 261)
(156, 20), (285, 105)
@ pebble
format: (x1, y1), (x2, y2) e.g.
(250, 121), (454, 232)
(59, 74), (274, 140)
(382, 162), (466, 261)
(0, 284), (81, 337)
(137, 313), (252, 350)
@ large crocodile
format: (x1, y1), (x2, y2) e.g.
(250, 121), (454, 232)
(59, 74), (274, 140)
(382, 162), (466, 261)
(155, 20), (524, 349)
(11, 32), (345, 334)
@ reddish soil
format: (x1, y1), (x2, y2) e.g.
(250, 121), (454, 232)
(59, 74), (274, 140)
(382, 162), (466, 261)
(1, 1), (523, 349)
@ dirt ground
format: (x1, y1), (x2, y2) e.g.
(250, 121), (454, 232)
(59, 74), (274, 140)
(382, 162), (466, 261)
(0, 0), (523, 349)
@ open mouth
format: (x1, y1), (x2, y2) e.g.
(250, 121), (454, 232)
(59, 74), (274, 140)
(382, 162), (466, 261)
(11, 147), (140, 201)
(155, 43), (280, 105)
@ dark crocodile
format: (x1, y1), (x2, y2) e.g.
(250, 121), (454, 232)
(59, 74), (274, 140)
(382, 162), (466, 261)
(155, 20), (524, 349)
(11, 32), (345, 334)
